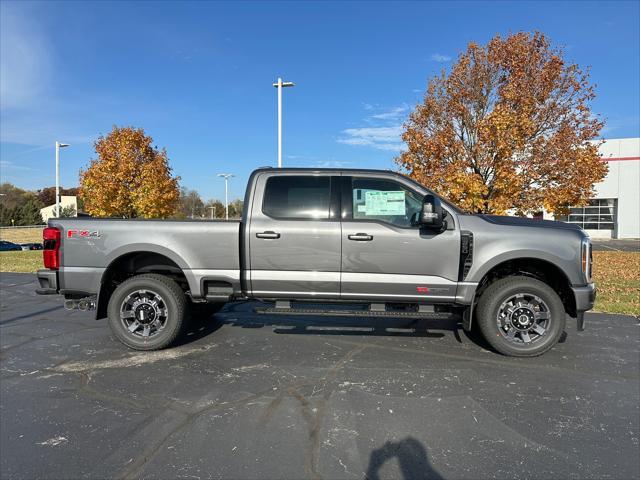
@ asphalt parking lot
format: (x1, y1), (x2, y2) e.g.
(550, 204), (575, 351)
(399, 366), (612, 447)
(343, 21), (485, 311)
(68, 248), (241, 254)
(1, 273), (638, 480)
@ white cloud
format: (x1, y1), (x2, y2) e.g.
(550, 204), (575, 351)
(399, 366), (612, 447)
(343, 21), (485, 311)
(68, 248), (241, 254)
(336, 102), (412, 152)
(0, 3), (51, 110)
(0, 160), (35, 171)
(370, 104), (410, 121)
(430, 53), (451, 63)
(312, 160), (354, 168)
(338, 126), (404, 152)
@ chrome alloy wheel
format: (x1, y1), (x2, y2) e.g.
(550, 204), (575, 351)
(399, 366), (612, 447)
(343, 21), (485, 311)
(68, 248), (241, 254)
(496, 293), (551, 345)
(120, 289), (168, 338)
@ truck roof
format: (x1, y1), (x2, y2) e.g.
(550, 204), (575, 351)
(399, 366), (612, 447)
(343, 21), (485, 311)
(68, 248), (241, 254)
(252, 166), (405, 176)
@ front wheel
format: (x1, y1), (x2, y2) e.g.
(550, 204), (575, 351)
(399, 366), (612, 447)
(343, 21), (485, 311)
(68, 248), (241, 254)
(107, 273), (187, 350)
(476, 276), (566, 357)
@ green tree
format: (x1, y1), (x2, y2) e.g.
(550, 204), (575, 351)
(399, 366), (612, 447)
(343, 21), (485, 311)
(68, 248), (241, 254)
(58, 205), (77, 218)
(0, 185), (44, 225)
(1, 205), (14, 226)
(18, 198), (44, 225)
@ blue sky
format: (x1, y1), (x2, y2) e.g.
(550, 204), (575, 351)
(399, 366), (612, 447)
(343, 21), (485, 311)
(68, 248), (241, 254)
(1, 0), (639, 202)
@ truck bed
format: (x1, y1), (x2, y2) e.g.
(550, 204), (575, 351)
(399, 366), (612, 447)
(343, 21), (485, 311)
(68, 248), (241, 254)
(48, 218), (241, 298)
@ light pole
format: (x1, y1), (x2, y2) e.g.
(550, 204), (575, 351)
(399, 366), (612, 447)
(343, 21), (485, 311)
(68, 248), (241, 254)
(55, 141), (70, 217)
(217, 173), (234, 220)
(272, 77), (294, 168)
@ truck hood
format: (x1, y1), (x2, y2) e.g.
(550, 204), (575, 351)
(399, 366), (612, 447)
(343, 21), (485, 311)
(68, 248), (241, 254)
(476, 215), (584, 232)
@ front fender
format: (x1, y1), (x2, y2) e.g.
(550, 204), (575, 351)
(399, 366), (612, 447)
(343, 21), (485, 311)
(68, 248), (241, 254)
(467, 248), (583, 285)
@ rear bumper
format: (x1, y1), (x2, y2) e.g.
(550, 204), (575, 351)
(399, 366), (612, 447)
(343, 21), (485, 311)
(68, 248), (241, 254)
(572, 283), (596, 313)
(35, 269), (58, 295)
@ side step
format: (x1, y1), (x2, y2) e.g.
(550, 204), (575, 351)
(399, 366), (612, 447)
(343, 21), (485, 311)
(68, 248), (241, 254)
(255, 302), (455, 320)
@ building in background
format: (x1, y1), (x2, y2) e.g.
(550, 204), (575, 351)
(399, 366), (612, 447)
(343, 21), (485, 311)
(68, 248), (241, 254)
(40, 196), (78, 223)
(552, 137), (639, 239)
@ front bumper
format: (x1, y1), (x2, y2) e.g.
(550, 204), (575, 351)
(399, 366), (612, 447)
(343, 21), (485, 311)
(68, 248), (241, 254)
(36, 269), (58, 295)
(572, 283), (596, 332)
(572, 283), (596, 313)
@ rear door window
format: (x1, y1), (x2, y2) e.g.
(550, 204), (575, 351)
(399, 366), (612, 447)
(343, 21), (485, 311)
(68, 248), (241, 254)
(263, 176), (331, 219)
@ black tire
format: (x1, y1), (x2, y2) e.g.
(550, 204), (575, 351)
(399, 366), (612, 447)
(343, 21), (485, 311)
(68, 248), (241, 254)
(107, 273), (187, 351)
(476, 276), (566, 357)
(190, 302), (225, 320)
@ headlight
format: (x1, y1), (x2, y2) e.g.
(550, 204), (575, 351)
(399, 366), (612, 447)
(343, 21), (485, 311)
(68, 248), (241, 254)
(581, 237), (592, 283)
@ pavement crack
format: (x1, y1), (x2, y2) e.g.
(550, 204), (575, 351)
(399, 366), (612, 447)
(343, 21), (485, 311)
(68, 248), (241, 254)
(115, 385), (286, 479)
(287, 344), (367, 480)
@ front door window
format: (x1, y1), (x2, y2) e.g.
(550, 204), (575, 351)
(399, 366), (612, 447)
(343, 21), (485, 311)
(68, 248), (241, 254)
(350, 177), (423, 227)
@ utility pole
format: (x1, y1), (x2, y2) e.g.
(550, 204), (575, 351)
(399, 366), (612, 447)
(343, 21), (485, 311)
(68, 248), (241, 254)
(55, 141), (70, 216)
(272, 77), (294, 168)
(217, 174), (234, 220)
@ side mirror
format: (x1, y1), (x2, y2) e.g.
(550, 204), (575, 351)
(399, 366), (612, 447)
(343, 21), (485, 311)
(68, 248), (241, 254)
(420, 194), (444, 230)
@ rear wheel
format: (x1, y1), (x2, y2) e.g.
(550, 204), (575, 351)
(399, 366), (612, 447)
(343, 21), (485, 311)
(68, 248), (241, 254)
(107, 273), (187, 350)
(476, 276), (566, 357)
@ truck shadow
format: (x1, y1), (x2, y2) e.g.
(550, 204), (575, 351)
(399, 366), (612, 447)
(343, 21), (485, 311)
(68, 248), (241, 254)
(175, 316), (226, 347)
(183, 301), (498, 350)
(181, 303), (570, 352)
(231, 314), (450, 339)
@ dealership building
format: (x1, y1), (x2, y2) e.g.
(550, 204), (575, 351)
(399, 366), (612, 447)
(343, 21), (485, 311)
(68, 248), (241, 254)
(549, 137), (639, 239)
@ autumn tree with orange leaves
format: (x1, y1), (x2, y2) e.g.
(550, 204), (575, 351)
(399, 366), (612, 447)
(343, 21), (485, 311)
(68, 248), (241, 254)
(397, 32), (607, 214)
(80, 126), (180, 218)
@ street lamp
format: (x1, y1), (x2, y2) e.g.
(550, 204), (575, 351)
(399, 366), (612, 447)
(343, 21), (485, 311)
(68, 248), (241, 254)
(217, 173), (235, 220)
(55, 141), (70, 217)
(272, 77), (294, 168)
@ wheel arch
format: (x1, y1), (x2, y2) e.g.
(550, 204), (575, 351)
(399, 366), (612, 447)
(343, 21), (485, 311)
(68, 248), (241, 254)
(474, 257), (576, 318)
(96, 250), (192, 320)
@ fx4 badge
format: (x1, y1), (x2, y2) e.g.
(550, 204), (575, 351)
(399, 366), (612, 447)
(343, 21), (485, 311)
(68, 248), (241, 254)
(67, 229), (101, 238)
(416, 286), (448, 294)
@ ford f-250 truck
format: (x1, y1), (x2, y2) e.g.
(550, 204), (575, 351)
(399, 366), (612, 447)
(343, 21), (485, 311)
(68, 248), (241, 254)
(36, 168), (596, 356)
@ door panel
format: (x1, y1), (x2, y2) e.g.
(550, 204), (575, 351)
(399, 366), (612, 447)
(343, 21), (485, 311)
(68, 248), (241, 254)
(248, 174), (341, 297)
(340, 175), (460, 302)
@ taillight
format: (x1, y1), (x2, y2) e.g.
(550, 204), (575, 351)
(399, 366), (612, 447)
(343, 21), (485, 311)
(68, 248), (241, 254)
(43, 227), (61, 270)
(581, 237), (592, 283)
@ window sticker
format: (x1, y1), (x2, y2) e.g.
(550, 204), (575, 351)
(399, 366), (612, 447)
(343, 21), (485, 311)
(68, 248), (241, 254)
(364, 191), (406, 216)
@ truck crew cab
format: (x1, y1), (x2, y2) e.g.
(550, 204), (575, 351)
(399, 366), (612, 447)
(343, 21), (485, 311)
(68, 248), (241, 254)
(36, 168), (596, 357)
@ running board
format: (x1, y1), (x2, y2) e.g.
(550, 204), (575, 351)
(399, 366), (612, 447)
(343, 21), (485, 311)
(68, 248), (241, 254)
(254, 305), (455, 320)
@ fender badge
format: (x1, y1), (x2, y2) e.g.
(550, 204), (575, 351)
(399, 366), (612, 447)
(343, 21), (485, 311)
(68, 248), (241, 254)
(67, 229), (101, 238)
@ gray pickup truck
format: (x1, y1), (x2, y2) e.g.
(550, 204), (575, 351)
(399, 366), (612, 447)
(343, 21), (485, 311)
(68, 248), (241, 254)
(36, 167), (595, 356)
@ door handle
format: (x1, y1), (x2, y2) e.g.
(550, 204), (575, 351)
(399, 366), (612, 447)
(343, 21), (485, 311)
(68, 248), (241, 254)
(348, 233), (373, 241)
(256, 231), (281, 239)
